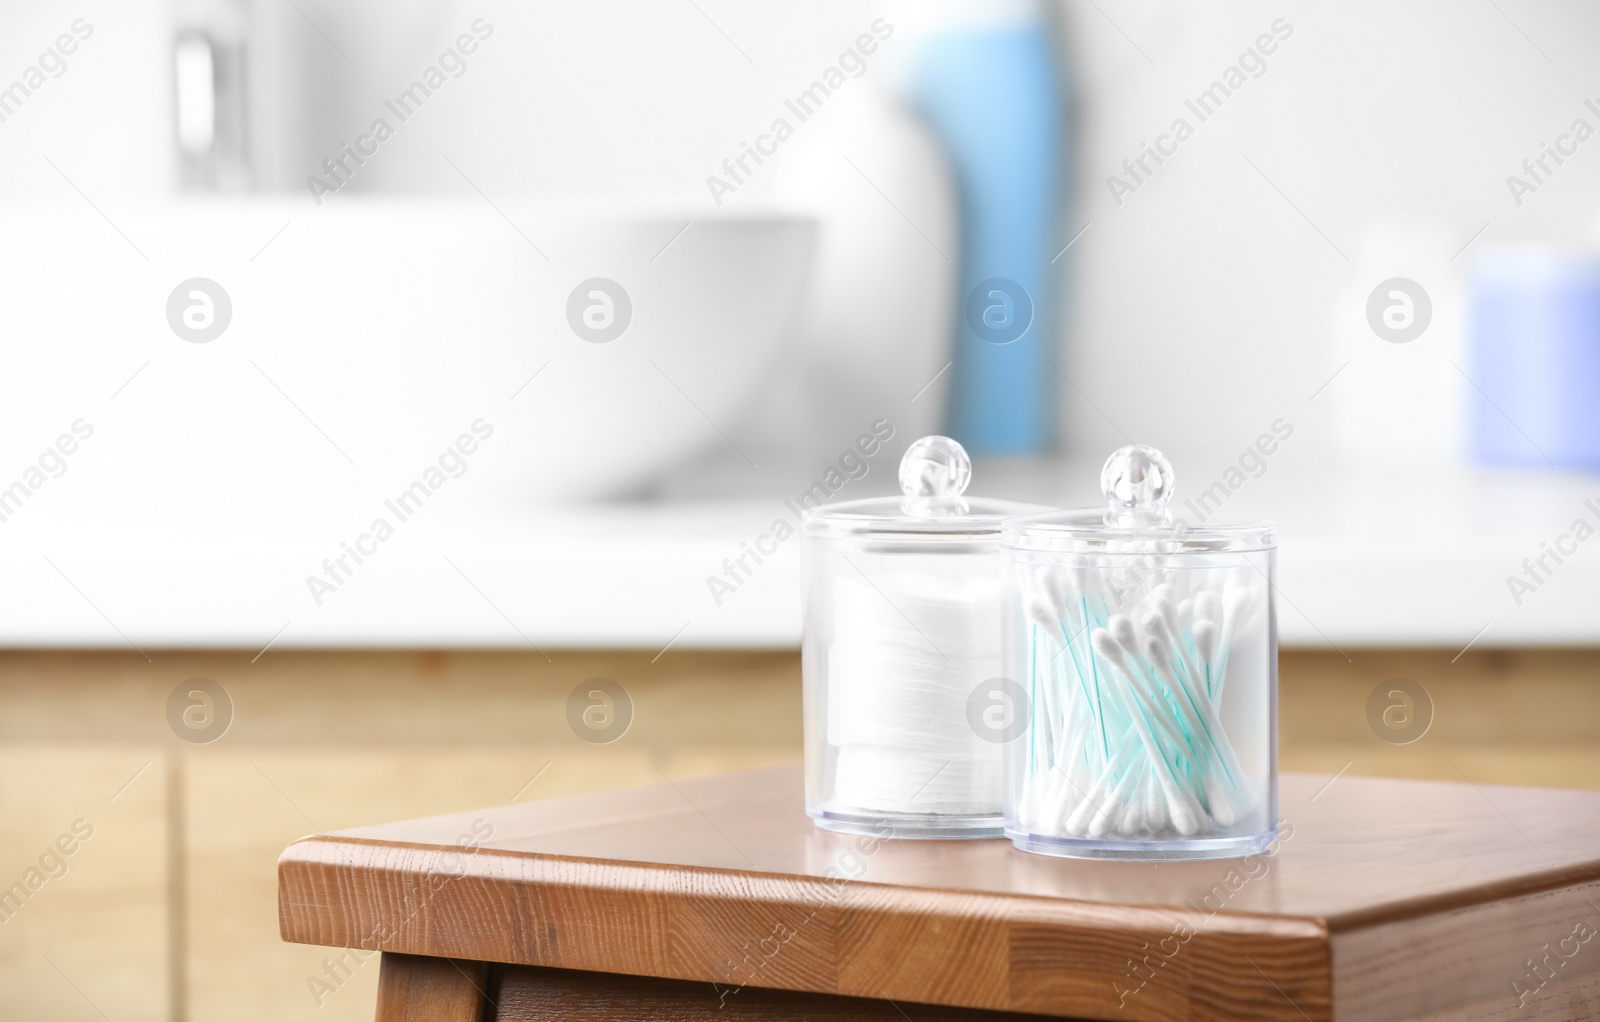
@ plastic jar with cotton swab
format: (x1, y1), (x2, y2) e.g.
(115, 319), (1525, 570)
(802, 436), (1049, 838)
(1000, 444), (1278, 860)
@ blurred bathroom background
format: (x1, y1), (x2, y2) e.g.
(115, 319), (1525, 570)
(2, 0), (1599, 1019)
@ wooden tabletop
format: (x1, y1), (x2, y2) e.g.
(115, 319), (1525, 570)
(279, 765), (1600, 1021)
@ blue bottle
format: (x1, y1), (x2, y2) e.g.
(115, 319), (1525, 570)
(900, 1), (1065, 454)
(1468, 250), (1600, 471)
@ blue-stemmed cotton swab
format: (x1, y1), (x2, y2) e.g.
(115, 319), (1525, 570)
(1038, 564), (1112, 766)
(1088, 763), (1146, 838)
(1103, 616), (1199, 759)
(1143, 769), (1167, 833)
(1089, 628), (1204, 836)
(1038, 566), (1070, 620)
(1192, 618), (1220, 697)
(1024, 595), (1062, 647)
(1141, 610), (1250, 821)
(1062, 736), (1137, 835)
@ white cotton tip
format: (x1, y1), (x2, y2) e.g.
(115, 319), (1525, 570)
(1037, 568), (1069, 617)
(1144, 775), (1165, 826)
(1066, 562), (1087, 593)
(1145, 636), (1171, 674)
(1064, 771), (1091, 816)
(1174, 597), (1194, 632)
(1119, 799), (1145, 836)
(1045, 564), (1072, 598)
(1108, 614), (1139, 655)
(1024, 597), (1059, 639)
(1090, 628), (1127, 669)
(1223, 585), (1251, 631)
(1088, 790), (1127, 839)
(1193, 590), (1220, 625)
(1204, 774), (1236, 828)
(1192, 619), (1219, 665)
(1168, 793), (1204, 836)
(1150, 584), (1177, 632)
(1144, 794), (1168, 835)
(1024, 574), (1053, 620)
(1143, 635), (1169, 673)
(1065, 788), (1100, 836)
(1045, 765), (1072, 803)
(1141, 611), (1173, 648)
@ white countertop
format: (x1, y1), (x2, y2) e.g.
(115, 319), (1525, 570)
(3, 458), (1597, 653)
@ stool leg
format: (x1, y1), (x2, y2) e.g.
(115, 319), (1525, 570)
(374, 952), (491, 1022)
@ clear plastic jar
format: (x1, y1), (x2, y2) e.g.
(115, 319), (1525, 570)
(802, 437), (1047, 838)
(1002, 445), (1277, 859)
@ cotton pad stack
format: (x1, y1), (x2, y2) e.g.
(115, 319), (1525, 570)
(825, 569), (1003, 817)
(800, 434), (1046, 839)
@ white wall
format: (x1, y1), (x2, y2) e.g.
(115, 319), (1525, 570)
(0, 1), (175, 193)
(1053, 0), (1600, 474)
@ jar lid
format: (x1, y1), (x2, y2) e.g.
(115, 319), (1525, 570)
(803, 435), (1047, 539)
(1003, 444), (1276, 553)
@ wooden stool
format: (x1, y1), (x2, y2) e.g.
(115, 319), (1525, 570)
(278, 764), (1600, 1020)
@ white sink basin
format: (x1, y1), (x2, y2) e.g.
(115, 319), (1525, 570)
(0, 197), (814, 505)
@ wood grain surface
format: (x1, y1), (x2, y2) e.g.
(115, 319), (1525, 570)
(280, 766), (1600, 1021)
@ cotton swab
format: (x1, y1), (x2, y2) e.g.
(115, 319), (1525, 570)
(1089, 630), (1203, 836)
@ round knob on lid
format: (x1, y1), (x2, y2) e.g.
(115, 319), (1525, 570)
(1101, 444), (1175, 510)
(899, 435), (971, 498)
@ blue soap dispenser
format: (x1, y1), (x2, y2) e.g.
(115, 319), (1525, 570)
(894, 0), (1067, 455)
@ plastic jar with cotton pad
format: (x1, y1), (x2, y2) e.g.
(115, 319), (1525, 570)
(1001, 444), (1277, 859)
(801, 435), (1048, 838)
